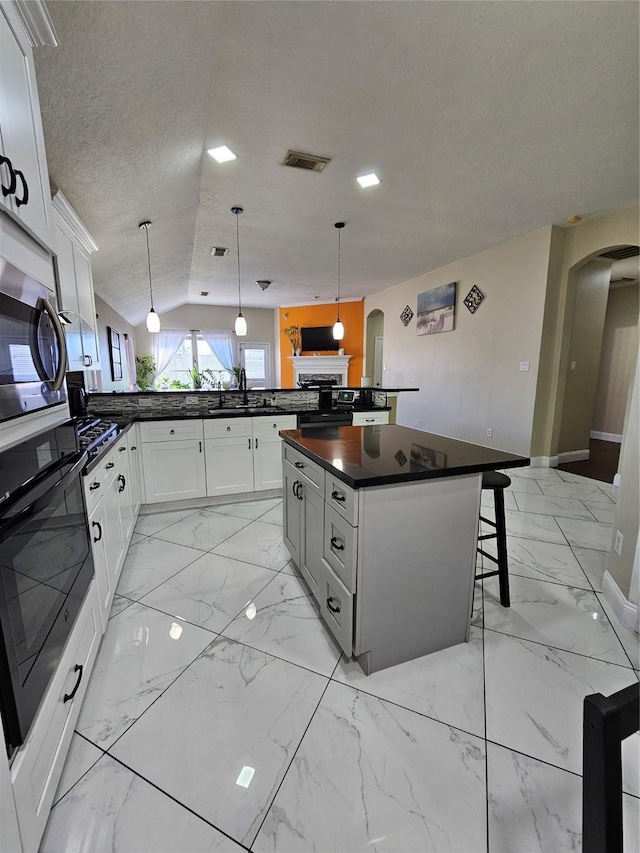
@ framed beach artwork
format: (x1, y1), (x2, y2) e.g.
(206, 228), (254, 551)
(416, 282), (457, 336)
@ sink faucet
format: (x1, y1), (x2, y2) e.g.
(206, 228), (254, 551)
(239, 367), (248, 404)
(217, 390), (226, 409)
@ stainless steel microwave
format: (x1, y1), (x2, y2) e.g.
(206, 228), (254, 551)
(0, 257), (67, 423)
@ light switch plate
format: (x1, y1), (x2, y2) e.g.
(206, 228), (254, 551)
(519, 361), (530, 372)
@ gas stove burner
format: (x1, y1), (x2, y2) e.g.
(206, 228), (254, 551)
(75, 417), (119, 458)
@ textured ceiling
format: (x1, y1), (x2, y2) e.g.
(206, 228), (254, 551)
(34, 1), (639, 326)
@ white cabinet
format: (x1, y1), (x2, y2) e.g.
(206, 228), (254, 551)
(352, 410), (389, 426)
(0, 4), (55, 250)
(140, 420), (206, 504)
(11, 582), (101, 853)
(205, 414), (296, 498)
(52, 191), (100, 370)
(84, 430), (140, 628)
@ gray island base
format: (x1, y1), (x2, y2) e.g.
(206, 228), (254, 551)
(281, 424), (529, 674)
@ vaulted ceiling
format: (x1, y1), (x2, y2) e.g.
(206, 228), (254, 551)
(33, 1), (639, 326)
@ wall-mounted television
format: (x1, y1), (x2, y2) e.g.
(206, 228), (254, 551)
(301, 326), (338, 352)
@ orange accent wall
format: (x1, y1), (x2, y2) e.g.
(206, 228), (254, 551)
(279, 301), (364, 388)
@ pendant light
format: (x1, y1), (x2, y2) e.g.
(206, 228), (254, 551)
(333, 221), (345, 340)
(139, 220), (160, 334)
(232, 206), (247, 336)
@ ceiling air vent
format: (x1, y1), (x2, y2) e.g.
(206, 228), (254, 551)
(282, 150), (331, 172)
(600, 246), (640, 260)
(211, 246), (228, 257)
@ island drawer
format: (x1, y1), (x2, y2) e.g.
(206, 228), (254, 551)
(204, 418), (252, 439)
(352, 410), (389, 426)
(139, 420), (204, 442)
(325, 475), (358, 526)
(323, 504), (357, 592)
(317, 559), (353, 657)
(283, 444), (325, 494)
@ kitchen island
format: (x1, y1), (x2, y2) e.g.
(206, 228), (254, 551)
(281, 424), (529, 673)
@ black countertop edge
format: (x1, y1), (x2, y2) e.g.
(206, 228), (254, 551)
(89, 406), (391, 424)
(280, 430), (530, 489)
(83, 422), (135, 475)
(86, 387), (419, 397)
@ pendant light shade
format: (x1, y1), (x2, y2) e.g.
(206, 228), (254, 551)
(139, 220), (160, 334)
(232, 206), (247, 337)
(333, 221), (345, 341)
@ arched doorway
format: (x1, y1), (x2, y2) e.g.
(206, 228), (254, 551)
(556, 245), (638, 483)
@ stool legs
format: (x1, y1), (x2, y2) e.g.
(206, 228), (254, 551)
(493, 487), (510, 607)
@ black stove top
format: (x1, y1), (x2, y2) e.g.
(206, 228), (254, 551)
(75, 417), (120, 461)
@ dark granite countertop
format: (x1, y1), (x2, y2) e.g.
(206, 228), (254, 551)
(280, 425), (530, 488)
(101, 406), (390, 424)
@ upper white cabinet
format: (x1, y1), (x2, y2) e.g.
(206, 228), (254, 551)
(52, 190), (100, 370)
(0, 2), (55, 251)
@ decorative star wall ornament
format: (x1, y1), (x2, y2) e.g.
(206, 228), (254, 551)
(464, 285), (485, 314)
(400, 305), (414, 326)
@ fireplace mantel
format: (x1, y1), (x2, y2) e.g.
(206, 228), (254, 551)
(288, 355), (351, 387)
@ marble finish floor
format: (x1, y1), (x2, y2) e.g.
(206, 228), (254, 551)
(41, 470), (639, 852)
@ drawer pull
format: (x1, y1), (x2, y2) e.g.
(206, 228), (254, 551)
(63, 664), (84, 703)
(105, 462), (115, 470)
(227, 426), (232, 432)
(170, 429), (175, 435)
(273, 423), (277, 428)
(119, 446), (126, 452)
(131, 446), (137, 451)
(294, 461), (304, 469)
(91, 520), (102, 542)
(327, 597), (341, 614)
(330, 536), (344, 551)
(89, 481), (100, 491)
(364, 419), (374, 423)
(331, 491), (346, 502)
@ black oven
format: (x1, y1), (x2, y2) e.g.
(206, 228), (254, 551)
(0, 256), (68, 423)
(0, 421), (93, 758)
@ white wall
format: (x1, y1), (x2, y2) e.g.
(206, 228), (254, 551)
(365, 228), (553, 455)
(94, 294), (137, 392)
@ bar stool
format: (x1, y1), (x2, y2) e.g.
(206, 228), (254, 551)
(476, 470), (511, 607)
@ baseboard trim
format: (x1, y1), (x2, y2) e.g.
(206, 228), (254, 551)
(590, 430), (623, 443)
(557, 449), (590, 463)
(602, 570), (639, 633)
(529, 455), (558, 468)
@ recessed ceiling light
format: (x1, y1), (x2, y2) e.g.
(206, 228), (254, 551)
(357, 173), (380, 188)
(207, 145), (237, 163)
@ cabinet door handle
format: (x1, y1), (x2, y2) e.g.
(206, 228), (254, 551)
(119, 446), (126, 453)
(248, 437), (251, 449)
(294, 461), (304, 469)
(296, 483), (304, 501)
(13, 169), (28, 207)
(326, 597), (341, 614)
(91, 520), (102, 542)
(292, 480), (299, 498)
(199, 441), (202, 453)
(118, 474), (126, 492)
(0, 155), (16, 197)
(330, 536), (344, 551)
(83, 355), (92, 367)
(331, 491), (346, 502)
(131, 446), (137, 451)
(105, 462), (114, 470)
(88, 355), (93, 366)
(255, 437), (259, 449)
(89, 481), (100, 491)
(63, 664), (83, 703)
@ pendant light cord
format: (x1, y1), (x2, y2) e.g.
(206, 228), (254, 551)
(336, 225), (341, 320)
(144, 225), (154, 310)
(235, 211), (242, 314)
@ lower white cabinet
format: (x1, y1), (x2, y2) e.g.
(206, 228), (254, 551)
(352, 410), (389, 426)
(10, 582), (101, 853)
(140, 420), (206, 504)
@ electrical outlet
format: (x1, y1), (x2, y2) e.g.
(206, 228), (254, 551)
(614, 530), (624, 557)
(570, 361), (577, 371)
(519, 361), (530, 372)
(486, 428), (493, 437)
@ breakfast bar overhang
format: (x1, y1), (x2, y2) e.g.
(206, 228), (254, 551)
(281, 424), (530, 674)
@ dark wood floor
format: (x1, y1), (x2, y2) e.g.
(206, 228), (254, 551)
(557, 438), (620, 484)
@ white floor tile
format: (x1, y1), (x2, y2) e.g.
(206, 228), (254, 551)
(110, 637), (328, 848)
(75, 602), (214, 750)
(41, 754), (244, 853)
(597, 592), (640, 671)
(253, 681), (487, 853)
(212, 519), (292, 571)
(107, 594), (134, 620)
(539, 480), (616, 503)
(483, 575), (631, 666)
(52, 734), (103, 806)
(499, 536), (592, 589)
(504, 510), (567, 544)
(556, 517), (613, 552)
(116, 537), (205, 600)
(580, 498), (617, 523)
(513, 491), (600, 520)
(572, 546), (609, 591)
(153, 509), (250, 551)
(208, 497), (281, 520)
(484, 631), (637, 775)
(333, 625), (485, 737)
(134, 508), (198, 537)
(222, 573), (342, 676)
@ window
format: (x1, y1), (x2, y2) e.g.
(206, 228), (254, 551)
(239, 343), (270, 388)
(157, 332), (232, 390)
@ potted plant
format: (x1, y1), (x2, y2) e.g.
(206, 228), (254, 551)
(231, 364), (243, 388)
(283, 325), (301, 355)
(135, 355), (156, 390)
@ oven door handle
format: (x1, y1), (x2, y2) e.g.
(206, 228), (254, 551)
(0, 451), (88, 541)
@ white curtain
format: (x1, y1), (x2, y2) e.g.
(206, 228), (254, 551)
(152, 329), (185, 383)
(200, 330), (236, 371)
(124, 334), (137, 390)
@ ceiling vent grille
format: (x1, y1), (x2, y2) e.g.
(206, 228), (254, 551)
(600, 246), (640, 260)
(211, 246), (228, 257)
(282, 150), (331, 172)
